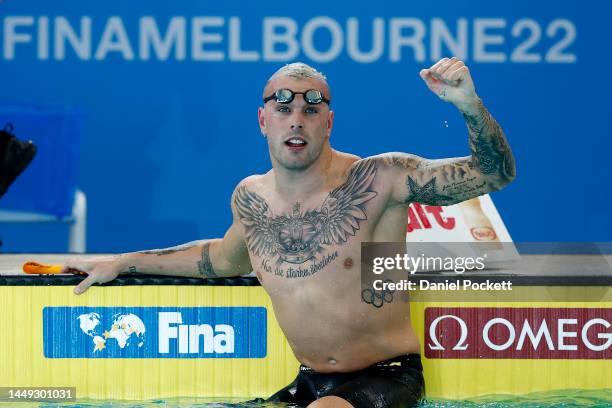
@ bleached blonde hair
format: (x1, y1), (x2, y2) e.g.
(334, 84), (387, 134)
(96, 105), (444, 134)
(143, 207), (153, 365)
(265, 62), (331, 98)
(270, 62), (327, 82)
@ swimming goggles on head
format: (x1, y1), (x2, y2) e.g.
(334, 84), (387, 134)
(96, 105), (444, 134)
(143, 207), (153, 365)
(263, 89), (330, 105)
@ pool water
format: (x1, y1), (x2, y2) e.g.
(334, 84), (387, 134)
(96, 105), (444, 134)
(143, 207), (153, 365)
(5, 389), (612, 408)
(425, 389), (612, 407)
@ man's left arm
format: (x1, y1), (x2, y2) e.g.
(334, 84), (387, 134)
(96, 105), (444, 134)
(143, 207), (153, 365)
(379, 57), (516, 206)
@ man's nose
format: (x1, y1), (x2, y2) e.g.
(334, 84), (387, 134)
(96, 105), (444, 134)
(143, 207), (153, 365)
(290, 108), (304, 130)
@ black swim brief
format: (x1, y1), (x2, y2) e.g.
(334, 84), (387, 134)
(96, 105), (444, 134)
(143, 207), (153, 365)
(265, 354), (424, 408)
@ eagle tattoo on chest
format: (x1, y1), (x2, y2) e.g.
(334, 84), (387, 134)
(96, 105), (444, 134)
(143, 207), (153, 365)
(235, 160), (378, 265)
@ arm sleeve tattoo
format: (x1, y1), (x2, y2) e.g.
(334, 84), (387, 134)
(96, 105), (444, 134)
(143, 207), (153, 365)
(463, 98), (516, 184)
(382, 99), (515, 206)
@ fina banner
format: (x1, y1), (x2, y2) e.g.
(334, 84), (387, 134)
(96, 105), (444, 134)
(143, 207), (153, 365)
(43, 307), (267, 358)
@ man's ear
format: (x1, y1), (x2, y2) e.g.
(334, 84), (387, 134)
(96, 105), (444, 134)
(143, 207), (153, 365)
(258, 106), (267, 135)
(327, 110), (334, 137)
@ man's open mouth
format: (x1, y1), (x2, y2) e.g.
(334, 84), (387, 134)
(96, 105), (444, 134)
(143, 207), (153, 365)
(285, 137), (307, 147)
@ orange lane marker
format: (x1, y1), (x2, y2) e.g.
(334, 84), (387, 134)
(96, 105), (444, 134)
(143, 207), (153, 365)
(22, 261), (83, 275)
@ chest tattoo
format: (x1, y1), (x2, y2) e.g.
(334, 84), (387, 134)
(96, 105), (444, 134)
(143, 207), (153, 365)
(235, 160), (378, 271)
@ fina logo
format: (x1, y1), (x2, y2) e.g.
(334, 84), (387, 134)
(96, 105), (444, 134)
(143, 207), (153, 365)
(44, 307), (258, 359)
(77, 312), (146, 353)
(159, 312), (235, 354)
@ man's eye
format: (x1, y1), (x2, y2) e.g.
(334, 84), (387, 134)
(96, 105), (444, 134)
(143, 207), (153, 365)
(278, 105), (290, 112)
(305, 107), (318, 114)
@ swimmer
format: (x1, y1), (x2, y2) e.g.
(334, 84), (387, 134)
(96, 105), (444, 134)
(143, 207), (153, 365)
(63, 57), (516, 408)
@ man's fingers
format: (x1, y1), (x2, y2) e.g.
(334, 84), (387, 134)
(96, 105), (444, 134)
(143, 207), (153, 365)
(74, 273), (97, 295)
(447, 65), (469, 82)
(419, 69), (442, 93)
(62, 260), (92, 274)
(429, 57), (449, 72)
(435, 57), (458, 76)
(422, 57), (475, 103)
(420, 68), (442, 83)
(442, 61), (464, 78)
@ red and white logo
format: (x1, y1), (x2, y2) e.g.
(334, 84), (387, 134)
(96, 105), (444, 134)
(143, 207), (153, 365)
(425, 308), (612, 359)
(470, 226), (497, 241)
(407, 203), (455, 233)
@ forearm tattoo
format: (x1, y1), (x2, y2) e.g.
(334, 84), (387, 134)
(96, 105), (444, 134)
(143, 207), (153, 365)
(382, 99), (515, 206)
(462, 98), (516, 183)
(197, 243), (217, 278)
(234, 160), (378, 277)
(137, 241), (199, 256)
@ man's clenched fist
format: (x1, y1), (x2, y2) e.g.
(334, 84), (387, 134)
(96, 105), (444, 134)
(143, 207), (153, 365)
(420, 57), (479, 111)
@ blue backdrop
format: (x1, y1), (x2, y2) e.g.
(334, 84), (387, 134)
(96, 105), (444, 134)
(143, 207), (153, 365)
(0, 1), (610, 252)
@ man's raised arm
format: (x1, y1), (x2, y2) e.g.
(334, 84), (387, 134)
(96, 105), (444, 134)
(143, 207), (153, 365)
(378, 57), (516, 206)
(66, 186), (252, 294)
